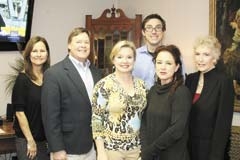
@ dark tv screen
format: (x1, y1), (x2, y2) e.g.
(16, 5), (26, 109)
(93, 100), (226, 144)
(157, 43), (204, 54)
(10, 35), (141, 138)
(0, 0), (34, 51)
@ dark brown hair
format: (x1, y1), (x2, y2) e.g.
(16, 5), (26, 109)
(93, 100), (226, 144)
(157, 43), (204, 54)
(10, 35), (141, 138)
(142, 14), (166, 32)
(153, 44), (183, 94)
(23, 36), (50, 80)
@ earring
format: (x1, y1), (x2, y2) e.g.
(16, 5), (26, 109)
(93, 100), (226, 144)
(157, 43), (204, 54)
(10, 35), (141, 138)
(112, 65), (115, 72)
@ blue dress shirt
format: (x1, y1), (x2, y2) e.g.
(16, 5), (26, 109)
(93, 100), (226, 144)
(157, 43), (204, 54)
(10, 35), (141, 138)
(132, 45), (186, 89)
(132, 45), (155, 89)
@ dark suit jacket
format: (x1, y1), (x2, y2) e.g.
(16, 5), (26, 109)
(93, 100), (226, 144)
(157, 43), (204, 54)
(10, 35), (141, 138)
(185, 68), (234, 160)
(41, 56), (102, 154)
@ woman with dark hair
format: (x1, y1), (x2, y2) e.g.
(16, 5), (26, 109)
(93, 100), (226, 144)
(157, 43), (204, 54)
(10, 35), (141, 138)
(140, 45), (191, 160)
(11, 36), (50, 160)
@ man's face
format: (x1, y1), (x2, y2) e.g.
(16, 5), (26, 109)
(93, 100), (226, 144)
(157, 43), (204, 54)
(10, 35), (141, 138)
(142, 18), (165, 47)
(68, 32), (90, 62)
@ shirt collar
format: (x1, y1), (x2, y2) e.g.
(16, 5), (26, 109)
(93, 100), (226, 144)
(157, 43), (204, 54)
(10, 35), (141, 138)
(138, 45), (154, 56)
(68, 54), (91, 68)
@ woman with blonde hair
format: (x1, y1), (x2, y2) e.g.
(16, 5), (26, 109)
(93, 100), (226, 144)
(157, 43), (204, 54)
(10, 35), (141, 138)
(186, 35), (234, 160)
(92, 40), (147, 160)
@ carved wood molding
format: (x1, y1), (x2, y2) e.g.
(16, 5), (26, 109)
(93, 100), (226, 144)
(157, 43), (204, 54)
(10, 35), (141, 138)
(85, 7), (142, 67)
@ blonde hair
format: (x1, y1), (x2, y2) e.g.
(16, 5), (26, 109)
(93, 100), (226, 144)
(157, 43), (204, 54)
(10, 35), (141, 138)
(193, 35), (221, 61)
(235, 8), (240, 21)
(109, 40), (136, 64)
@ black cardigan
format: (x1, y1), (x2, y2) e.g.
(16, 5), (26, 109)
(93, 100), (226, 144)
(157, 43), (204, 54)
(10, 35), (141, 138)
(185, 68), (234, 160)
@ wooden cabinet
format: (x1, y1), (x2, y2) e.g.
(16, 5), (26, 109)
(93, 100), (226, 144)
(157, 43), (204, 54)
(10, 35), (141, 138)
(86, 7), (142, 75)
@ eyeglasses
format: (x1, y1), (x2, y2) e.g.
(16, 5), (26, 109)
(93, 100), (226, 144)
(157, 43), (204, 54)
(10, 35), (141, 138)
(144, 25), (163, 32)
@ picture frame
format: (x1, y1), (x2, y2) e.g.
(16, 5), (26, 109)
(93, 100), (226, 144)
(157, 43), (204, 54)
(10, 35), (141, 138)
(0, 0), (35, 51)
(209, 0), (240, 112)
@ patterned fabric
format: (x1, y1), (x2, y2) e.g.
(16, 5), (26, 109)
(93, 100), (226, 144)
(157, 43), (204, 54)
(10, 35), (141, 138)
(92, 73), (147, 151)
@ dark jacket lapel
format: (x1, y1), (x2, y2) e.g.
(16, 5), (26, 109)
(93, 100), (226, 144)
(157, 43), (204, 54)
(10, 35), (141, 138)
(62, 57), (90, 104)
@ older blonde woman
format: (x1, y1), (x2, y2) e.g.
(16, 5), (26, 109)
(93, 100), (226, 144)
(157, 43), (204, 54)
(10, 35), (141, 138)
(185, 35), (234, 160)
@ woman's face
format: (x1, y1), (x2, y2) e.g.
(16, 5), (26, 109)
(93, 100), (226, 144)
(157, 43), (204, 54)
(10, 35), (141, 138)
(155, 51), (179, 85)
(112, 47), (135, 74)
(194, 46), (216, 73)
(30, 41), (48, 67)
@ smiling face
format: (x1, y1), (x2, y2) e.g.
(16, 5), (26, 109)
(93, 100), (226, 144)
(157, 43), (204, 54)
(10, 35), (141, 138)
(112, 47), (135, 74)
(142, 18), (165, 48)
(193, 36), (221, 73)
(194, 45), (216, 73)
(30, 41), (48, 67)
(68, 32), (90, 62)
(155, 51), (179, 85)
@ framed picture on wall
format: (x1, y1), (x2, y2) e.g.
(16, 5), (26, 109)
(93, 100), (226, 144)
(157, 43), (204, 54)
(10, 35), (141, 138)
(209, 0), (240, 112)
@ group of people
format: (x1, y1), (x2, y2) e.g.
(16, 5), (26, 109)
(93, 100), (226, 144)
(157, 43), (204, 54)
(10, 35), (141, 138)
(9, 13), (234, 160)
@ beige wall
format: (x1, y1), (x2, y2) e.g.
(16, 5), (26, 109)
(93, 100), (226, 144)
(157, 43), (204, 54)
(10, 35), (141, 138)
(0, 0), (210, 115)
(121, 0), (209, 74)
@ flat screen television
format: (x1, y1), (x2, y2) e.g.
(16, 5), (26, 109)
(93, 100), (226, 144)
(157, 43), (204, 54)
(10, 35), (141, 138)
(0, 0), (34, 51)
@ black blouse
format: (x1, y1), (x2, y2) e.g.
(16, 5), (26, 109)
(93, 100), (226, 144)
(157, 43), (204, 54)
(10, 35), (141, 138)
(12, 73), (46, 141)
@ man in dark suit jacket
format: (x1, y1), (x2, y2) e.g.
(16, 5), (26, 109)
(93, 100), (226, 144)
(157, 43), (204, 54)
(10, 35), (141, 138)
(41, 27), (102, 160)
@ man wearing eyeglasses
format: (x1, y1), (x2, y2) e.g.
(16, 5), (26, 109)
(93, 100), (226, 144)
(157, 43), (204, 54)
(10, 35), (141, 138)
(132, 14), (166, 89)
